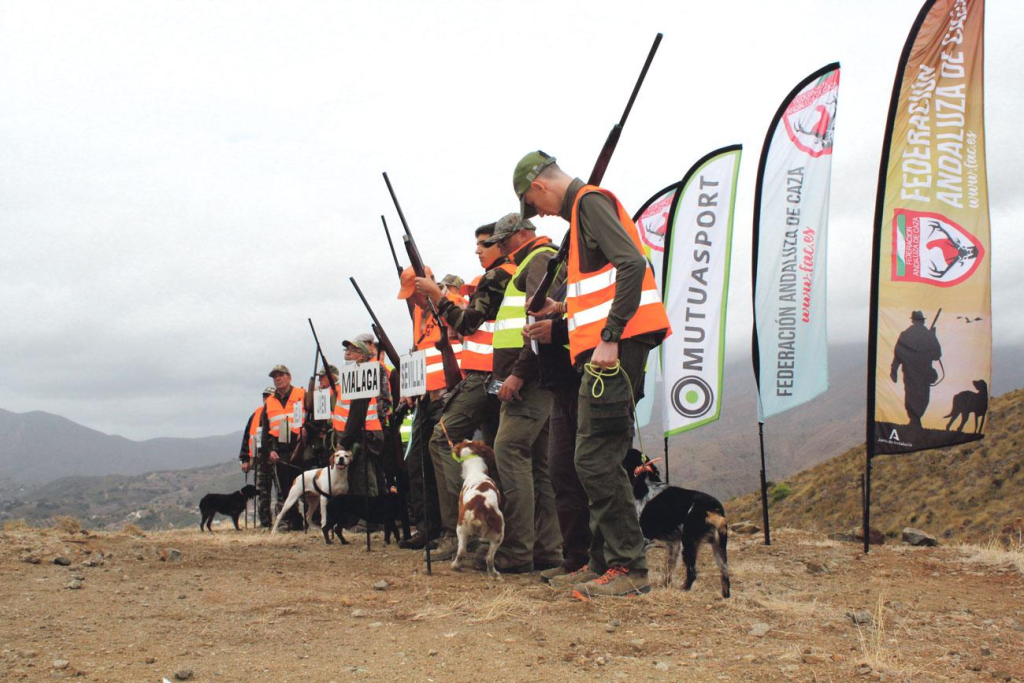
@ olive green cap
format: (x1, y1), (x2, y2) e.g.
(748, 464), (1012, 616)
(263, 386), (275, 396)
(268, 364), (291, 377)
(513, 150), (557, 198)
(482, 212), (536, 246)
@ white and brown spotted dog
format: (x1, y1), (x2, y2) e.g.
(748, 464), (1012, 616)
(271, 449), (352, 534)
(450, 440), (504, 579)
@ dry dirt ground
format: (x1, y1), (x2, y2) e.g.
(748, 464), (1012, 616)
(1, 524), (1022, 682)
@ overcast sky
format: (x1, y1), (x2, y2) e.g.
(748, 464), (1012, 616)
(2, 0), (1021, 440)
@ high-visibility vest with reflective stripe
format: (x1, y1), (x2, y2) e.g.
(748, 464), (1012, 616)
(332, 395), (383, 432)
(460, 263), (518, 372)
(414, 296), (464, 391)
(399, 410), (414, 444)
(265, 388), (306, 438)
(248, 405), (264, 455)
(493, 244), (557, 350)
(567, 185), (671, 362)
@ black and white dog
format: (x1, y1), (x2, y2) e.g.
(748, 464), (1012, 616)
(199, 484), (258, 532)
(623, 449), (730, 598)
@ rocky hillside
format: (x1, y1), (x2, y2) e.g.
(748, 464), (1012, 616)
(727, 388), (1024, 543)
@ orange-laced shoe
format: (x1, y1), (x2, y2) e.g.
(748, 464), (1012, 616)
(572, 566), (651, 600)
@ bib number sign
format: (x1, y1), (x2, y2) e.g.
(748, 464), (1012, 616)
(399, 351), (427, 398)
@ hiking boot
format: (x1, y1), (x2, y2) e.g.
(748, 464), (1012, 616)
(547, 564), (602, 589)
(430, 534), (459, 562)
(572, 566), (651, 599)
(399, 529), (439, 550)
(539, 562), (588, 584)
(472, 555), (534, 574)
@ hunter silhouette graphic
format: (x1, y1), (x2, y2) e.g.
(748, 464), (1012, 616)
(890, 310), (943, 430)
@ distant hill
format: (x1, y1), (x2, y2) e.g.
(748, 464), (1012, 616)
(0, 408), (241, 486)
(726, 387), (1024, 543)
(0, 460), (244, 530)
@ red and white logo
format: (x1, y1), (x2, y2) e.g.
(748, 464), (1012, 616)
(636, 189), (675, 253)
(783, 69), (840, 158)
(891, 209), (984, 287)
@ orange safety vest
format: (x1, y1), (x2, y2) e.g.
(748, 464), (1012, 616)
(332, 395), (383, 432)
(567, 185), (671, 363)
(414, 294), (465, 391)
(265, 387), (306, 438)
(248, 405), (264, 455)
(460, 263), (518, 373)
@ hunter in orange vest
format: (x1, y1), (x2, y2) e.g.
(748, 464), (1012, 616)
(515, 150), (670, 598)
(238, 385), (274, 472)
(335, 336), (391, 497)
(412, 222), (515, 561)
(258, 364), (307, 529)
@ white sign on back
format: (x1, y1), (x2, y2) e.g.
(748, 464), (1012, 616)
(339, 362), (380, 400)
(313, 388), (332, 420)
(399, 351), (427, 398)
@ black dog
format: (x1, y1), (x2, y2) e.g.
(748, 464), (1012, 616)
(199, 484), (258, 532)
(321, 492), (406, 545)
(945, 379), (988, 433)
(623, 449), (730, 598)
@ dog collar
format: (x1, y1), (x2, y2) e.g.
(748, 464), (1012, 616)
(451, 449), (480, 464)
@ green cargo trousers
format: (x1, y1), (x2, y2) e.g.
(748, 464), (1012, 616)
(428, 372), (501, 534)
(574, 338), (654, 572)
(493, 381), (562, 567)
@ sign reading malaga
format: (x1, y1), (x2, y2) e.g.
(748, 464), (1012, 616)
(339, 361), (381, 400)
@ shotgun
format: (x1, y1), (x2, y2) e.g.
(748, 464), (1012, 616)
(527, 32), (663, 315)
(381, 172), (463, 391)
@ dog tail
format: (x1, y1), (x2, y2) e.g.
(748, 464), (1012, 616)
(706, 511), (728, 544)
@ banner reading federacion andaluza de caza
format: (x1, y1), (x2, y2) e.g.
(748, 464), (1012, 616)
(753, 63), (840, 421)
(869, 0), (990, 455)
(660, 146), (741, 435)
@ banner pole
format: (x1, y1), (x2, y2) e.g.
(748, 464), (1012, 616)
(863, 448), (873, 554)
(758, 421), (771, 545)
(364, 435), (372, 553)
(663, 437), (669, 485)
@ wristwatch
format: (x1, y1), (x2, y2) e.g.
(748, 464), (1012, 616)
(600, 328), (617, 342)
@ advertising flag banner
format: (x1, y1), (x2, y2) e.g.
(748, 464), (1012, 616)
(753, 63), (841, 420)
(632, 183), (681, 428)
(660, 146), (741, 436)
(869, 0), (989, 455)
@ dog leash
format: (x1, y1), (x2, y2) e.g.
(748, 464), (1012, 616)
(583, 360), (647, 460)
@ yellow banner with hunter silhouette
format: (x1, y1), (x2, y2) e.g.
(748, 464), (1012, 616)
(869, 0), (990, 455)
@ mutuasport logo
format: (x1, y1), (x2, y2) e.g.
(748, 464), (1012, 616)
(670, 375), (714, 419)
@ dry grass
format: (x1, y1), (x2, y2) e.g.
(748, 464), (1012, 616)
(958, 531), (1024, 574)
(120, 522), (147, 537)
(2, 518), (30, 533)
(408, 586), (540, 624)
(50, 515), (82, 534)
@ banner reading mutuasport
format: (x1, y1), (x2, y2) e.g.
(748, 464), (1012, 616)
(869, 0), (990, 455)
(753, 63), (840, 420)
(660, 146), (741, 435)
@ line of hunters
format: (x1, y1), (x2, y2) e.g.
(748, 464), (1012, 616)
(237, 152), (672, 598)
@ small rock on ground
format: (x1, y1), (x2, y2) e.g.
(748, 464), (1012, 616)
(749, 622), (771, 638)
(53, 557), (72, 566)
(174, 668), (194, 680)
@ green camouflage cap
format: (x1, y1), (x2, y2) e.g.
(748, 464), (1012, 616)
(268, 364), (291, 377)
(263, 386), (275, 395)
(482, 212), (536, 246)
(317, 364), (340, 377)
(439, 273), (465, 291)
